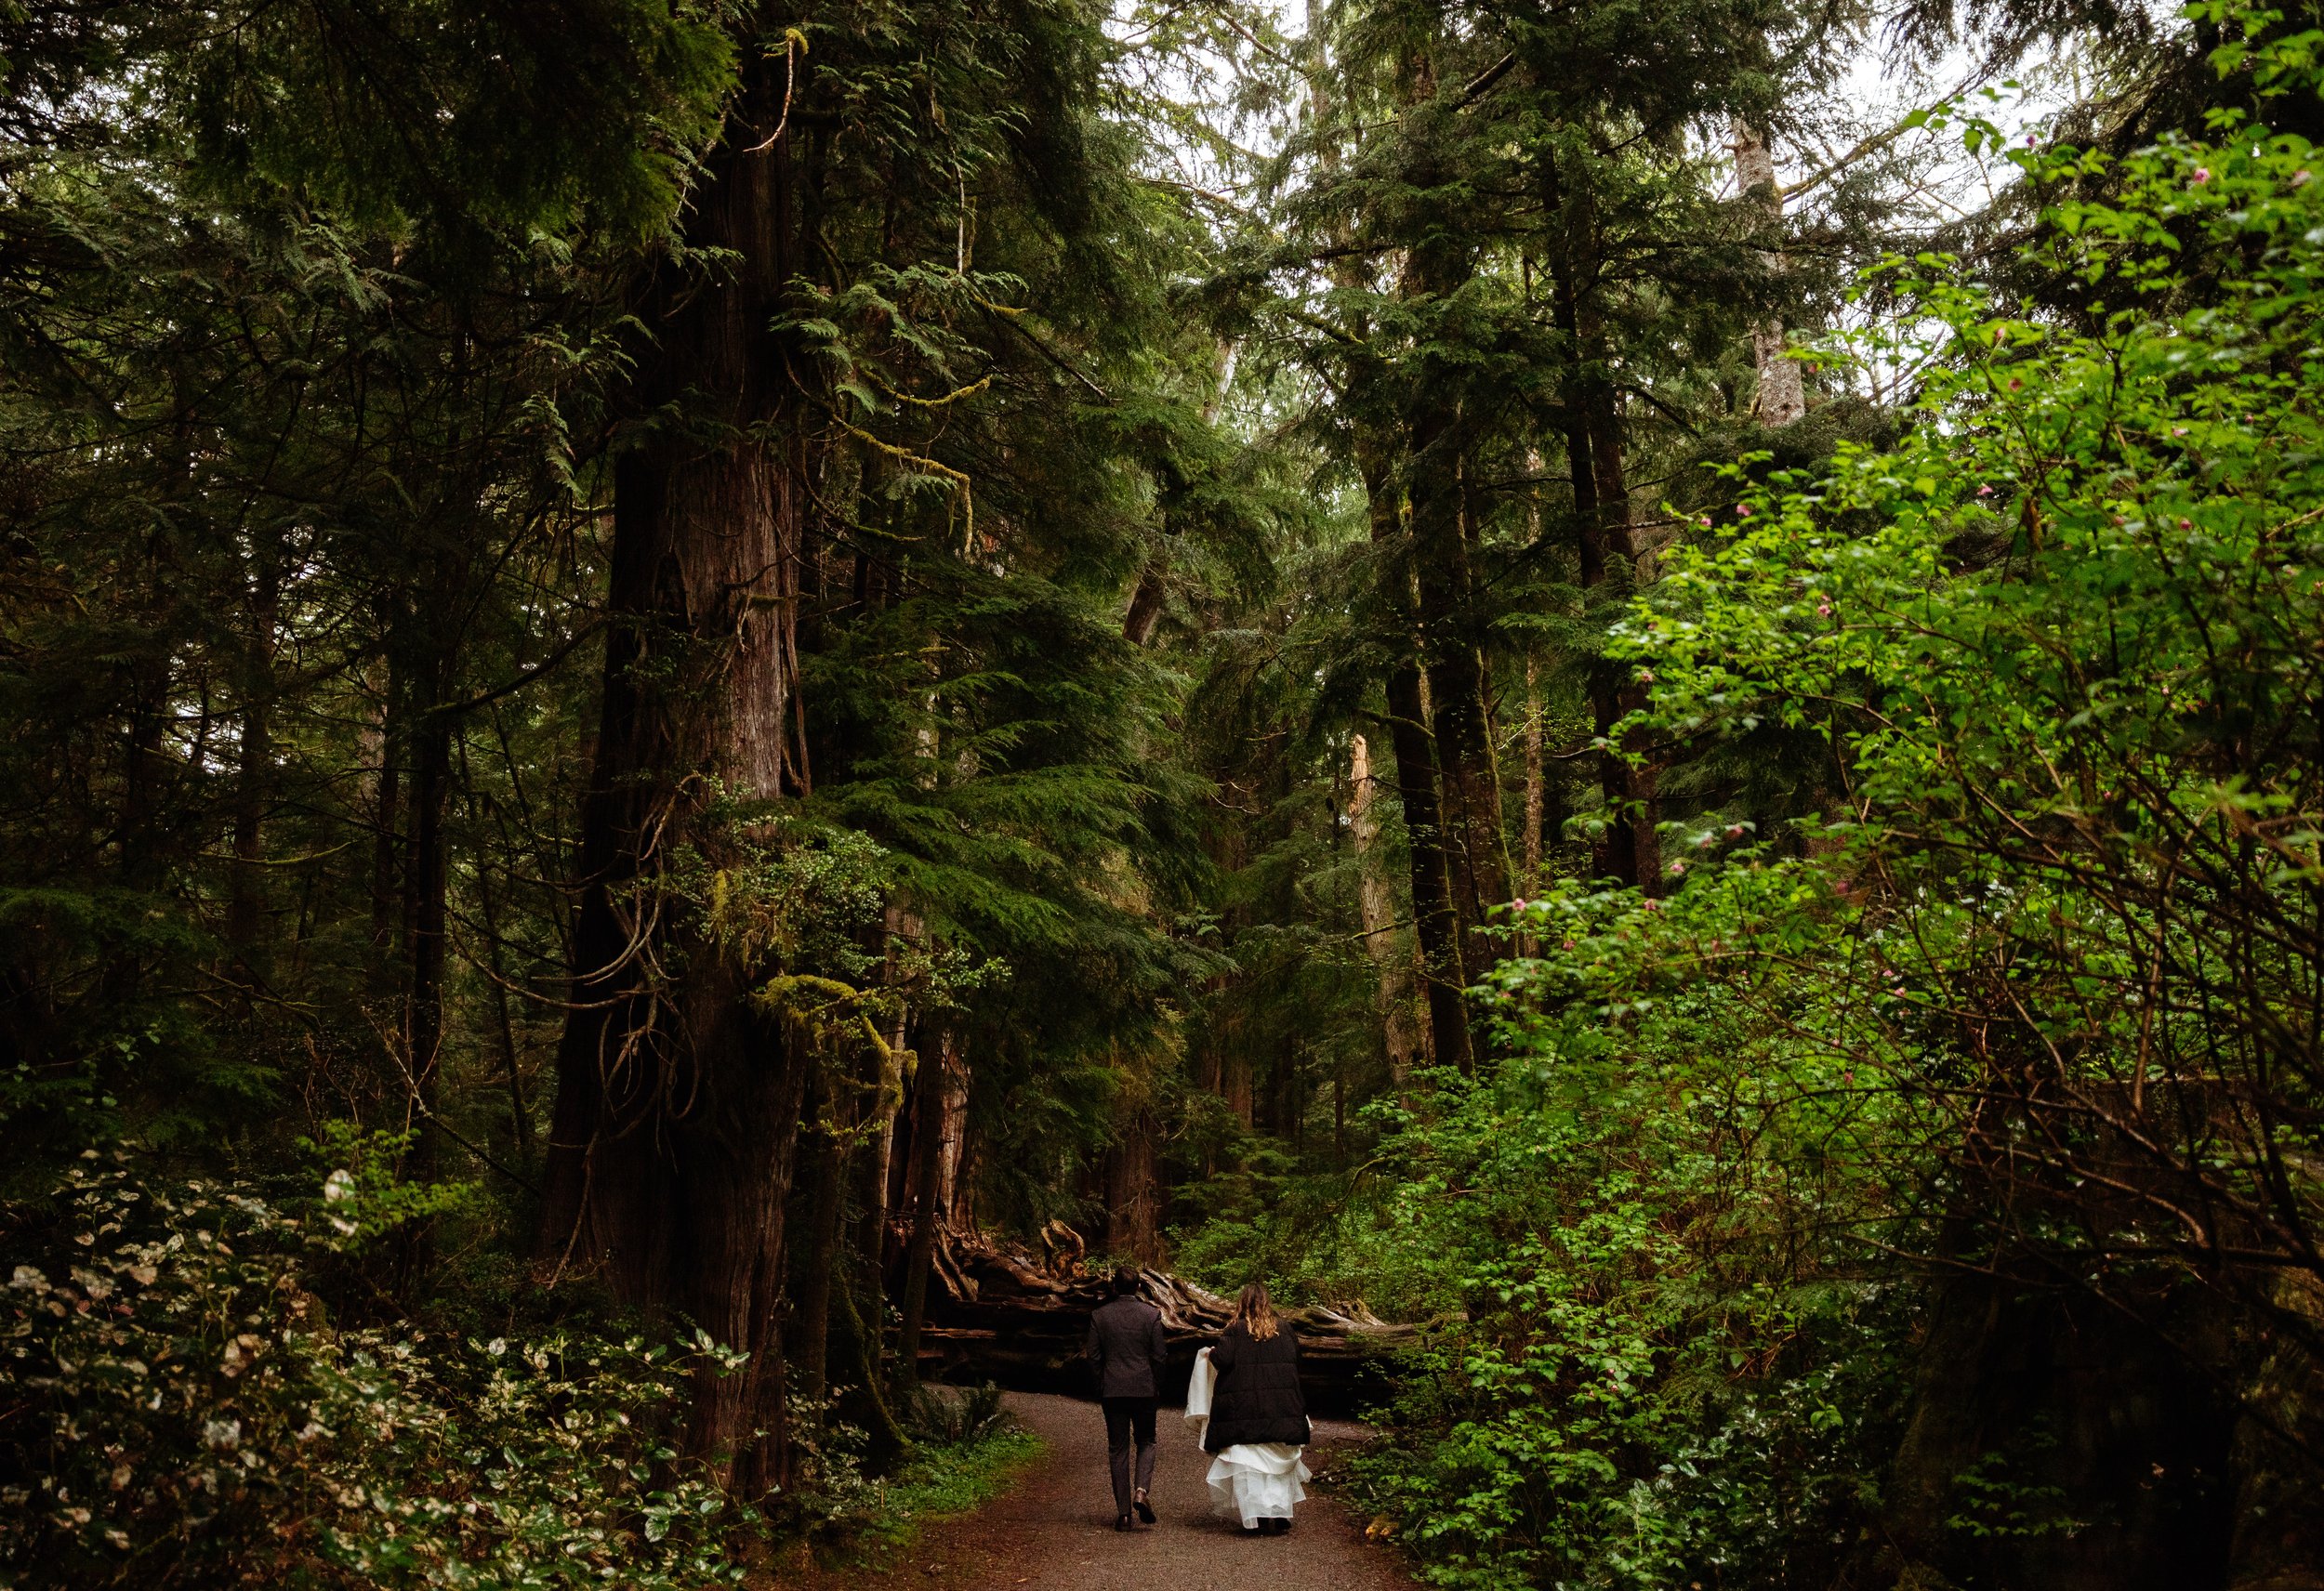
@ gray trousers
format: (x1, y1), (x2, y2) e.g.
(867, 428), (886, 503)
(1103, 1397), (1159, 1514)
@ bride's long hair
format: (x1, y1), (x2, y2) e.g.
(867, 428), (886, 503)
(1229, 1282), (1279, 1342)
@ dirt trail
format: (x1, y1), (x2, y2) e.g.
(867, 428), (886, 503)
(814, 1391), (1424, 1591)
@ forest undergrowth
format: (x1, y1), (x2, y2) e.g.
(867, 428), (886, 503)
(1175, 31), (2324, 1586)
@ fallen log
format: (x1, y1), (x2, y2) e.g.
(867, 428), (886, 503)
(912, 1229), (1417, 1413)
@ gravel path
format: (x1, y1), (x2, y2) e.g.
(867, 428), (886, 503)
(814, 1391), (1425, 1591)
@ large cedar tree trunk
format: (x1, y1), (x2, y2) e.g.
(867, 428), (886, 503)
(537, 71), (809, 1498)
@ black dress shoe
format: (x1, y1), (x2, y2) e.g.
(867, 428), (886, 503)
(1116, 1513), (1134, 1532)
(1134, 1493), (1155, 1525)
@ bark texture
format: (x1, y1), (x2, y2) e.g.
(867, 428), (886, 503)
(537, 72), (808, 1497)
(1350, 733), (1428, 1078)
(895, 1025), (956, 1384)
(1733, 117), (1804, 427)
(1358, 436), (1473, 1074)
(1548, 153), (1660, 893)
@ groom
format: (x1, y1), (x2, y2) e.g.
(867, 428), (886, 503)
(1085, 1265), (1169, 1531)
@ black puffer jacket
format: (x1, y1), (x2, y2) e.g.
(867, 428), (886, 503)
(1203, 1322), (1308, 1452)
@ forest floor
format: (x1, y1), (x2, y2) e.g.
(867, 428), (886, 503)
(792, 1391), (1425, 1591)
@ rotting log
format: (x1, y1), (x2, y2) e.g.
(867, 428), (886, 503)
(909, 1229), (1418, 1413)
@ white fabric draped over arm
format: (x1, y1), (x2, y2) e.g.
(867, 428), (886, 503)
(1184, 1346), (1215, 1444)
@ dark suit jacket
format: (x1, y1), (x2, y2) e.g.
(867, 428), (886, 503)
(1086, 1295), (1169, 1398)
(1203, 1322), (1308, 1451)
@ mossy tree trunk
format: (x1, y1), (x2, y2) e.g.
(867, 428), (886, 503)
(537, 58), (811, 1500)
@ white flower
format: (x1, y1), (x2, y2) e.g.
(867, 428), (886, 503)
(324, 1170), (356, 1203)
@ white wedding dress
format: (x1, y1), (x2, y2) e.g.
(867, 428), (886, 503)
(1184, 1346), (1311, 1529)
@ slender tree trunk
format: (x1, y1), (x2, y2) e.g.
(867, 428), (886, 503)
(403, 714), (451, 1141)
(472, 836), (531, 1153)
(854, 1038), (903, 1272)
(1521, 655), (1544, 957)
(227, 542), (281, 964)
(119, 664), (169, 888)
(1311, 14), (1469, 1072)
(1351, 733), (1427, 1078)
(1408, 416), (1511, 967)
(791, 1069), (846, 1418)
(1732, 117), (1805, 427)
(369, 655), (404, 982)
(1362, 409), (1472, 1071)
(1389, 30), (1508, 1051)
(1383, 664), (1472, 1072)
(537, 61), (809, 1498)
(830, 1261), (911, 1465)
(895, 1026), (953, 1387)
(1547, 154), (1660, 893)
(1454, 455), (1515, 932)
(1122, 557), (1168, 646)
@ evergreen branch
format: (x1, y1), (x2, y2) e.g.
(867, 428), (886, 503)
(840, 420), (976, 547)
(425, 617), (609, 721)
(1778, 66), (1985, 203)
(971, 294), (1112, 400)
(1452, 52), (1518, 112)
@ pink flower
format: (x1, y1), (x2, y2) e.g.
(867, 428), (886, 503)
(1562, 939), (1576, 950)
(1668, 861), (1686, 876)
(1736, 504), (1752, 517)
(2295, 170), (2314, 188)
(2172, 426), (2189, 437)
(1511, 898), (1528, 912)
(1726, 823), (1745, 838)
(2008, 378), (2022, 390)
(2178, 518), (2192, 530)
(1643, 898), (1664, 912)
(2191, 166), (2212, 185)
(1977, 483), (1994, 496)
(1698, 516), (1712, 528)
(1816, 601), (1833, 617)
(1637, 668), (1656, 684)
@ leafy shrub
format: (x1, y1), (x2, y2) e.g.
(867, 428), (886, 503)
(0, 1150), (748, 1590)
(1320, 18), (2324, 1588)
(1327, 994), (1905, 1591)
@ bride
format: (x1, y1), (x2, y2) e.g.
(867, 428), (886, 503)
(1184, 1282), (1311, 1535)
